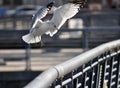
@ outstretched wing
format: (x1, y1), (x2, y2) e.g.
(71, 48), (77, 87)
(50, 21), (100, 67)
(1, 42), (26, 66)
(49, 3), (80, 29)
(30, 7), (48, 29)
(30, 1), (55, 30)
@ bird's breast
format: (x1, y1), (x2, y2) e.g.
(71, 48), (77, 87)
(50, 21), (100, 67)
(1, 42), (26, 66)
(36, 22), (49, 34)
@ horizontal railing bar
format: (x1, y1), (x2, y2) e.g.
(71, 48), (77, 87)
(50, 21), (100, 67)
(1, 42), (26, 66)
(111, 82), (116, 86)
(73, 72), (83, 79)
(106, 65), (110, 69)
(55, 85), (61, 88)
(113, 61), (118, 65)
(62, 78), (71, 86)
(60, 27), (120, 32)
(77, 83), (82, 87)
(112, 75), (116, 79)
(110, 52), (117, 57)
(105, 72), (109, 76)
(92, 52), (119, 67)
(56, 71), (90, 87)
(86, 77), (89, 82)
(106, 80), (108, 83)
(0, 26), (120, 32)
(83, 66), (91, 73)
(91, 62), (98, 67)
(98, 58), (104, 62)
(112, 68), (117, 72)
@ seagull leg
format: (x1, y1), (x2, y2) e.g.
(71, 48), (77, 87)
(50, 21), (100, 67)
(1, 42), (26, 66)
(40, 39), (44, 47)
(34, 36), (36, 43)
(39, 36), (44, 47)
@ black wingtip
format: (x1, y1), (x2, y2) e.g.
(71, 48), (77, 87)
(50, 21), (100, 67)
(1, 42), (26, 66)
(47, 1), (55, 8)
(69, 0), (87, 4)
(69, 0), (87, 8)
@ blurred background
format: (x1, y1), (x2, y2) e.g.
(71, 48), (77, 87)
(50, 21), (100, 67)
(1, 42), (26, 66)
(0, 0), (119, 29)
(0, 0), (119, 88)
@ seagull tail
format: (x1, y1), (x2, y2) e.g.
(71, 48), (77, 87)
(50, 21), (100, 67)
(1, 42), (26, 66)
(22, 34), (41, 44)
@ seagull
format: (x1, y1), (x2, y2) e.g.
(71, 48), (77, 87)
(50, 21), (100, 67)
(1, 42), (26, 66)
(22, 0), (86, 44)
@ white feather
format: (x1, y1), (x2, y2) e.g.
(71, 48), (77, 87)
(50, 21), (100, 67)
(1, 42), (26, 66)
(50, 3), (80, 29)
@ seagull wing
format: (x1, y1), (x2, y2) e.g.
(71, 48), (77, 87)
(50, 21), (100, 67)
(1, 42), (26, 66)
(49, 3), (80, 29)
(35, 7), (48, 20)
(30, 7), (48, 33)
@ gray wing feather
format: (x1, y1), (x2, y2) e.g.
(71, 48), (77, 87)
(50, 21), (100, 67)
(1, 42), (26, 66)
(30, 7), (48, 33)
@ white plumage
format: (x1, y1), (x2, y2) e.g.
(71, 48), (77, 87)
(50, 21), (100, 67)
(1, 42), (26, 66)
(22, 1), (86, 44)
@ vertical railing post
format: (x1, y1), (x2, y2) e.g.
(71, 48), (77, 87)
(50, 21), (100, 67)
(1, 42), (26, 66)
(3, 17), (7, 29)
(73, 78), (78, 88)
(95, 63), (101, 88)
(82, 30), (88, 50)
(13, 15), (17, 29)
(101, 60), (107, 88)
(89, 68), (94, 88)
(108, 55), (114, 88)
(25, 44), (31, 71)
(115, 51), (120, 88)
(81, 65), (87, 88)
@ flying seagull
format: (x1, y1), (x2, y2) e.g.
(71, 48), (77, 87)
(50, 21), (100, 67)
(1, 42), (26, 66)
(22, 0), (86, 44)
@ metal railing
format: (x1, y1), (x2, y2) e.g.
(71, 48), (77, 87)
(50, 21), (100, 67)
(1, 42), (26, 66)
(24, 39), (120, 88)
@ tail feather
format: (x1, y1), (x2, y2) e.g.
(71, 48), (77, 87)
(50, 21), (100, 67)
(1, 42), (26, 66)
(22, 34), (41, 44)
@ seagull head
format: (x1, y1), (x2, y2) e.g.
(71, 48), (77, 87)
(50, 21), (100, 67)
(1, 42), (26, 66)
(46, 1), (55, 12)
(69, 0), (87, 8)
